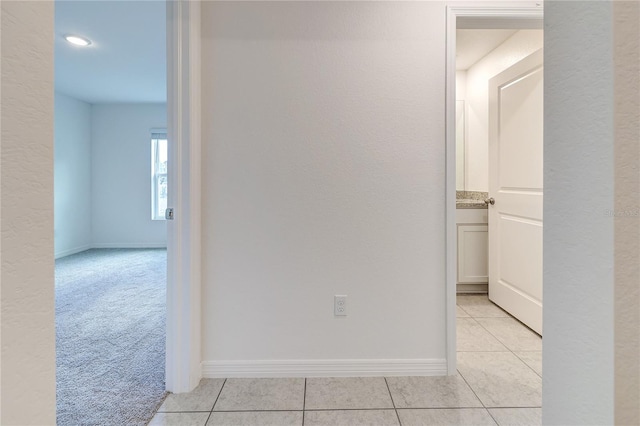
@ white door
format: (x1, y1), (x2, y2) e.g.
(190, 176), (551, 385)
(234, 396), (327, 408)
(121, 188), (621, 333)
(488, 49), (543, 335)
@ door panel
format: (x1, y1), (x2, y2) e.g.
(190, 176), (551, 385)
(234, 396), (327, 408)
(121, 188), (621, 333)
(488, 49), (543, 335)
(498, 215), (543, 301)
(498, 67), (544, 190)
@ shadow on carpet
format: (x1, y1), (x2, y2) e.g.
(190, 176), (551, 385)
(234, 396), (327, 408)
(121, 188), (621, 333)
(56, 249), (167, 426)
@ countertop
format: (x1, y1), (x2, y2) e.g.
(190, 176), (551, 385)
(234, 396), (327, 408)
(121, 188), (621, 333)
(456, 191), (488, 209)
(456, 199), (488, 209)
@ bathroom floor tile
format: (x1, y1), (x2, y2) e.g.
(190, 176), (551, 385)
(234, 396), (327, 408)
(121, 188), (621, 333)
(398, 408), (497, 426)
(457, 352), (542, 408)
(475, 318), (542, 351)
(148, 412), (210, 426)
(207, 411), (303, 426)
(213, 378), (305, 411)
(457, 305), (471, 318)
(514, 352), (542, 377)
(489, 408), (542, 425)
(457, 318), (509, 351)
(386, 374), (482, 408)
(304, 410), (399, 426)
(304, 377), (393, 410)
(456, 295), (510, 318)
(158, 379), (225, 412)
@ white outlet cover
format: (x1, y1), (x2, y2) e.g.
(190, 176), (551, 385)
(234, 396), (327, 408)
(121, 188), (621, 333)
(334, 295), (347, 316)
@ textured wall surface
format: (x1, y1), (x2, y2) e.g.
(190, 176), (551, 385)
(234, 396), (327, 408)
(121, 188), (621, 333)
(91, 104), (167, 248)
(543, 2), (615, 424)
(55, 93), (92, 258)
(1, 1), (56, 424)
(200, 1), (447, 365)
(463, 30), (542, 192)
(613, 1), (640, 424)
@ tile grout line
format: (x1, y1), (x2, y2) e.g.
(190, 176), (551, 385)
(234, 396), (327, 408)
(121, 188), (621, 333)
(483, 406), (542, 409)
(457, 303), (471, 317)
(166, 406), (537, 414)
(302, 378), (307, 426)
(456, 367), (488, 413)
(459, 295), (542, 416)
(477, 385), (500, 426)
(470, 310), (543, 380)
(211, 409), (305, 413)
(460, 296), (540, 358)
(485, 408), (501, 426)
(467, 296), (541, 342)
(210, 408), (406, 413)
(204, 378), (227, 425)
(472, 318), (525, 355)
(472, 319), (515, 357)
(384, 377), (402, 426)
(394, 406), (512, 411)
(512, 351), (543, 379)
(457, 367), (501, 426)
(460, 315), (511, 353)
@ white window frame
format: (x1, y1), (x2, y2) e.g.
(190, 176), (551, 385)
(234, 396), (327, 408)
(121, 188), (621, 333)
(151, 132), (168, 220)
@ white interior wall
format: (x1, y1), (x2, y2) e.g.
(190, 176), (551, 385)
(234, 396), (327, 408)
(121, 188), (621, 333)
(456, 71), (467, 191)
(54, 93), (92, 258)
(464, 30), (543, 192)
(456, 71), (467, 101)
(1, 1), (56, 424)
(543, 2), (615, 424)
(200, 1), (447, 374)
(91, 104), (167, 248)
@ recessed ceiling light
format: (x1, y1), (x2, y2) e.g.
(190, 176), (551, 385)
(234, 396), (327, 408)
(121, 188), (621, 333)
(64, 35), (91, 47)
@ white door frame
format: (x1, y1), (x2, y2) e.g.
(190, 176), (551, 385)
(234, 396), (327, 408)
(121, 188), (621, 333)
(165, 0), (202, 393)
(445, 2), (543, 375)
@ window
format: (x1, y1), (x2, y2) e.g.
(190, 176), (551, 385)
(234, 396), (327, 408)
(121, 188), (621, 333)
(151, 133), (168, 220)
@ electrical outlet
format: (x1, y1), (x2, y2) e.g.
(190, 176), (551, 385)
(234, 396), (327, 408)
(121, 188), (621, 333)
(334, 295), (347, 316)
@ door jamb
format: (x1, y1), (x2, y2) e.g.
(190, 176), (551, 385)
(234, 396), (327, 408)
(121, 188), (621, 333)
(445, 2), (543, 375)
(165, 0), (202, 393)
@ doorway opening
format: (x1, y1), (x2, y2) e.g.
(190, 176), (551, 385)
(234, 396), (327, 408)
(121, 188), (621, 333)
(445, 4), (544, 415)
(54, 1), (168, 424)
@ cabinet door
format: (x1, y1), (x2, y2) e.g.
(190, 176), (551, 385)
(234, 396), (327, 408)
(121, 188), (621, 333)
(457, 225), (488, 283)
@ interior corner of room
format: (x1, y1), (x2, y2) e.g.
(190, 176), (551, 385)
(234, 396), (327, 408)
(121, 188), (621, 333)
(53, 0), (168, 258)
(54, 94), (168, 257)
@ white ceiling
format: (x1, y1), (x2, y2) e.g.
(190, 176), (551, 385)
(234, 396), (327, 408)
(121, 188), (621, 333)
(456, 29), (518, 71)
(55, 5), (514, 102)
(55, 0), (166, 104)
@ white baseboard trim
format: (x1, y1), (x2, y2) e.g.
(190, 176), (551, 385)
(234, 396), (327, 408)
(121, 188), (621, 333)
(55, 243), (167, 259)
(91, 243), (167, 249)
(201, 359), (448, 378)
(457, 283), (488, 294)
(55, 244), (92, 259)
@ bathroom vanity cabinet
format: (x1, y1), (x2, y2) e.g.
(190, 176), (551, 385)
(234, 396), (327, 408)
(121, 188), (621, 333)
(456, 207), (488, 293)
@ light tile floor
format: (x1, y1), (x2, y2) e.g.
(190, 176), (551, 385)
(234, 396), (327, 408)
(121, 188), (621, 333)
(149, 295), (542, 426)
